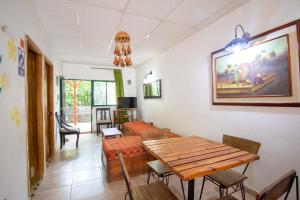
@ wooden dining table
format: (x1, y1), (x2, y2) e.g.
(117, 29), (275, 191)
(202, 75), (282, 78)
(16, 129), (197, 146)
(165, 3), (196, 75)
(142, 136), (260, 200)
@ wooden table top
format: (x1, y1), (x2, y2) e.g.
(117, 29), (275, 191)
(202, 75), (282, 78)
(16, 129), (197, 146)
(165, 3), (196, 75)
(142, 136), (260, 181)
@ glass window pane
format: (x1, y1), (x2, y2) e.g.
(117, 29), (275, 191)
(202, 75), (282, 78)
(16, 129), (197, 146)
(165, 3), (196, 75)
(93, 82), (106, 105)
(107, 82), (116, 105)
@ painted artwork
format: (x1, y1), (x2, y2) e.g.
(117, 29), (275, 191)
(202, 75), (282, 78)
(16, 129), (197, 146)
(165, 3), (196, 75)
(18, 47), (25, 77)
(7, 38), (17, 61)
(215, 35), (291, 98)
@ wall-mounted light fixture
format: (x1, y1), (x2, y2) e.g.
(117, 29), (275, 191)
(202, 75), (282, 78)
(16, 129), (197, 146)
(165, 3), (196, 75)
(144, 71), (153, 84)
(225, 24), (250, 53)
(1, 24), (8, 32)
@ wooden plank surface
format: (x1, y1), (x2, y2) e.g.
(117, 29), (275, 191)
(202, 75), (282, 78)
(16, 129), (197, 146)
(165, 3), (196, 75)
(142, 136), (260, 181)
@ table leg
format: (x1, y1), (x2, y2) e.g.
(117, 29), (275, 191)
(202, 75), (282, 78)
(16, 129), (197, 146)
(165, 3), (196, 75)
(188, 179), (195, 200)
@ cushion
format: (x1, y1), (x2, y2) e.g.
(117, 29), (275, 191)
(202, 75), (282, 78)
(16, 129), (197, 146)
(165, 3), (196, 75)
(60, 127), (80, 133)
(103, 136), (145, 161)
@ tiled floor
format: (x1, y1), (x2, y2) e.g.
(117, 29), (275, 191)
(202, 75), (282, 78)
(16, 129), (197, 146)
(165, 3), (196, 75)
(32, 133), (255, 200)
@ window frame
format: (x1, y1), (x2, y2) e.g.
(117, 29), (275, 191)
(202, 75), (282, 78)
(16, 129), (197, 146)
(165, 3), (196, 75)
(92, 80), (116, 106)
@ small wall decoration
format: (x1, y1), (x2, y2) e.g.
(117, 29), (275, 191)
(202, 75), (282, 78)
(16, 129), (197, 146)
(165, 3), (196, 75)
(7, 38), (17, 61)
(0, 75), (8, 94)
(0, 54), (3, 64)
(18, 47), (25, 77)
(10, 107), (21, 127)
(211, 19), (300, 106)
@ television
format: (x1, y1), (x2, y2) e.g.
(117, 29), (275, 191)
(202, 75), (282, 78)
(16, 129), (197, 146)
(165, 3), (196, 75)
(117, 97), (137, 108)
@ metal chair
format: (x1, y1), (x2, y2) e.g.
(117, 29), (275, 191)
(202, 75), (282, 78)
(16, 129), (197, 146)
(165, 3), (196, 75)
(217, 169), (299, 200)
(118, 153), (178, 200)
(147, 160), (186, 200)
(199, 135), (261, 200)
(96, 107), (112, 135)
(55, 112), (80, 149)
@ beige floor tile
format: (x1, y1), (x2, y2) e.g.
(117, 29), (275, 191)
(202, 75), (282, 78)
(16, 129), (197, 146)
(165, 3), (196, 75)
(71, 179), (106, 200)
(33, 186), (71, 200)
(37, 172), (74, 192)
(73, 167), (102, 184)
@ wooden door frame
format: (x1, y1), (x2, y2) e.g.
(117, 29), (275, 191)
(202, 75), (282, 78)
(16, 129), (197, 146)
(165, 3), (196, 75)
(25, 35), (45, 188)
(44, 56), (55, 160)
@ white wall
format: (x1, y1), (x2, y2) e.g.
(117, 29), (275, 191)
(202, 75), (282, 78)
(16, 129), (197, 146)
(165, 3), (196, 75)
(0, 0), (61, 199)
(63, 63), (136, 97)
(136, 0), (300, 195)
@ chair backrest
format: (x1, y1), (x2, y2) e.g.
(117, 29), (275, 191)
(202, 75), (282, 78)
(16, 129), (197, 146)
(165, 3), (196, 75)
(96, 107), (112, 122)
(256, 170), (298, 200)
(55, 112), (63, 127)
(223, 135), (261, 154)
(118, 153), (134, 200)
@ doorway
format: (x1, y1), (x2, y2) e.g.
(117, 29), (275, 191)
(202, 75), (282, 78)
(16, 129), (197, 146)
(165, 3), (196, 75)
(44, 56), (54, 161)
(26, 35), (44, 191)
(62, 79), (92, 132)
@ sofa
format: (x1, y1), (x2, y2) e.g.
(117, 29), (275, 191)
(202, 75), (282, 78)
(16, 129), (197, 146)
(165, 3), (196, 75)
(102, 121), (179, 182)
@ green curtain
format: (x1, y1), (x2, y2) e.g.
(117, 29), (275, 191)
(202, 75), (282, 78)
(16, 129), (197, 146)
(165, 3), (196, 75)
(113, 69), (128, 123)
(114, 69), (124, 98)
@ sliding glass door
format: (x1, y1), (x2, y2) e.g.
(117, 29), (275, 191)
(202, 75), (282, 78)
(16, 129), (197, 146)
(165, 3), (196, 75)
(60, 79), (116, 133)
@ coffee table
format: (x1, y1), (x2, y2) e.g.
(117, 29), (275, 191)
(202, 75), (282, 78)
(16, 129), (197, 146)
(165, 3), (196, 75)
(101, 127), (122, 140)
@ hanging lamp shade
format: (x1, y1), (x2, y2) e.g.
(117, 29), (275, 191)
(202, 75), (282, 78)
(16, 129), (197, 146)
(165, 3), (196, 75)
(113, 31), (132, 67)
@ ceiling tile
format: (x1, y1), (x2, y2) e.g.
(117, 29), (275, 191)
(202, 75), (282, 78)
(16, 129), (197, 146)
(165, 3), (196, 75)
(119, 14), (160, 45)
(167, 0), (238, 26)
(32, 0), (79, 36)
(77, 3), (121, 39)
(126, 0), (181, 20)
(77, 0), (128, 10)
(131, 46), (163, 64)
(140, 22), (193, 49)
(50, 35), (81, 54)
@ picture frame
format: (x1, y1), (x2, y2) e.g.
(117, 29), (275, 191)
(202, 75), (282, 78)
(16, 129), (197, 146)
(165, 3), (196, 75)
(143, 79), (162, 99)
(211, 19), (300, 107)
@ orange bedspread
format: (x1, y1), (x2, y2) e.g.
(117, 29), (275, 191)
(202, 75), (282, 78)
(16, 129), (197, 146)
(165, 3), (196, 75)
(102, 136), (144, 161)
(123, 121), (159, 136)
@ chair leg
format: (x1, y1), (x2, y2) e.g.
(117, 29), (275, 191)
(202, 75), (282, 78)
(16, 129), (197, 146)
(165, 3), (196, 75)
(63, 135), (65, 145)
(296, 176), (299, 200)
(147, 170), (151, 184)
(180, 179), (186, 200)
(199, 177), (206, 200)
(240, 183), (246, 200)
(76, 133), (79, 148)
(60, 133), (63, 149)
(219, 186), (224, 198)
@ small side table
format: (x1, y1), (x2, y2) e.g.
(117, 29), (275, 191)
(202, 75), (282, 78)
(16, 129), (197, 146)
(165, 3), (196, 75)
(101, 127), (122, 140)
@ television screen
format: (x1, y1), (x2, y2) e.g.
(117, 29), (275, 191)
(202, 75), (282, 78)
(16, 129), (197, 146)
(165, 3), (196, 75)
(117, 97), (137, 108)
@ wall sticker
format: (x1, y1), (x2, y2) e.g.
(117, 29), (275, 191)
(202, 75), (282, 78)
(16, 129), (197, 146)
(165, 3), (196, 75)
(7, 38), (17, 61)
(18, 47), (25, 77)
(10, 107), (21, 127)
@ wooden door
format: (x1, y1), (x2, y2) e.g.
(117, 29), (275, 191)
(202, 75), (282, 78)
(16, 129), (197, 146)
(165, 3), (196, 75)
(44, 58), (54, 161)
(27, 50), (39, 186)
(26, 35), (45, 192)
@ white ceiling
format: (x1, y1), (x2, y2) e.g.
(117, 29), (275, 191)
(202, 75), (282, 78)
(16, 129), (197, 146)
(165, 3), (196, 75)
(31, 0), (250, 66)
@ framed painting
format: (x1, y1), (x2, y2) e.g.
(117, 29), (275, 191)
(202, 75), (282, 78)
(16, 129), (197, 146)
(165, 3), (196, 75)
(211, 19), (300, 106)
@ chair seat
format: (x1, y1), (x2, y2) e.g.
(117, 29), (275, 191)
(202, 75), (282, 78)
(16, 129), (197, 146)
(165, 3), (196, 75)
(133, 181), (179, 200)
(218, 195), (238, 200)
(147, 160), (171, 176)
(97, 120), (112, 124)
(208, 169), (248, 188)
(60, 127), (80, 133)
